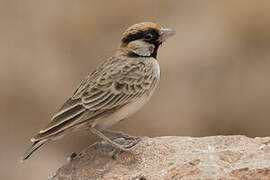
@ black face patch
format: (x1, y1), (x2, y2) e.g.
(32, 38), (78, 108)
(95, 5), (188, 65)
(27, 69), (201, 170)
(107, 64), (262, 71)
(122, 28), (160, 44)
(122, 28), (161, 58)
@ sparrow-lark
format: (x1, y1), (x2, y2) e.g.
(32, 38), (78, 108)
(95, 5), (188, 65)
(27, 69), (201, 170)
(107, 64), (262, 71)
(22, 22), (175, 162)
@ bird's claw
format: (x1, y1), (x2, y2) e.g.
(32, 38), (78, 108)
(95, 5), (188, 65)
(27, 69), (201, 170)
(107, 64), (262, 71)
(113, 136), (141, 151)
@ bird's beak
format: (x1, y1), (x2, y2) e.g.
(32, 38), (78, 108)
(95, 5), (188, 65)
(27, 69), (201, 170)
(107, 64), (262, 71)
(159, 27), (175, 42)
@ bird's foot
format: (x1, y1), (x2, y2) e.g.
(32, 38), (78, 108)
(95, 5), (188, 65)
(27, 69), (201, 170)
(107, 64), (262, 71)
(103, 129), (140, 141)
(113, 136), (141, 150)
(90, 128), (141, 151)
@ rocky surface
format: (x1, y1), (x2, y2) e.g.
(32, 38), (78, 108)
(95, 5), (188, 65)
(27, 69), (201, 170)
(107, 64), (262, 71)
(51, 136), (270, 180)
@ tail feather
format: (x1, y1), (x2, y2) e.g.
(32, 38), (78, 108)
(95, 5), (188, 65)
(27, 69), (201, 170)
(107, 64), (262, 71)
(21, 139), (48, 163)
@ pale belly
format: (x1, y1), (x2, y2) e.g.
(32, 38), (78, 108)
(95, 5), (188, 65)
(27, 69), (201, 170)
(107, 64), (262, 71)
(91, 93), (153, 130)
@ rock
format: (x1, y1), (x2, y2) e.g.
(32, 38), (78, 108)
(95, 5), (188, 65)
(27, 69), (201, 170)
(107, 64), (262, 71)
(51, 136), (270, 180)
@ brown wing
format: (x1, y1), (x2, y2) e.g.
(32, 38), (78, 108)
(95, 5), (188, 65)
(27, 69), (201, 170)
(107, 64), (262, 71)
(32, 57), (158, 142)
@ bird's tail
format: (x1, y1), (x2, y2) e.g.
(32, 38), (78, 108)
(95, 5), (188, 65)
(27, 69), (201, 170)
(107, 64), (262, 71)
(21, 139), (48, 163)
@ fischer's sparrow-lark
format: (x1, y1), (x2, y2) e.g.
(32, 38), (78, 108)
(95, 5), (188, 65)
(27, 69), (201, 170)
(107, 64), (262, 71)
(21, 22), (175, 162)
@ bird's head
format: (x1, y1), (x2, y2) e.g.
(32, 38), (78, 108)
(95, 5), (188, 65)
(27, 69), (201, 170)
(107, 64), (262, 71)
(119, 22), (175, 58)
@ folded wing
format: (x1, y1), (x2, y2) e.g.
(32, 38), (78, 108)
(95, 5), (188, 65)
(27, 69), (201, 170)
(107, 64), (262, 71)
(32, 58), (157, 142)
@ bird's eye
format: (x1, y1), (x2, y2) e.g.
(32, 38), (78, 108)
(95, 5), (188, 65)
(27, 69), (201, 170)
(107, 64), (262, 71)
(144, 34), (152, 40)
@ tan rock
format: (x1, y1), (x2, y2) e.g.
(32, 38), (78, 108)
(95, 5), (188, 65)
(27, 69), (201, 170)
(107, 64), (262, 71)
(51, 136), (270, 180)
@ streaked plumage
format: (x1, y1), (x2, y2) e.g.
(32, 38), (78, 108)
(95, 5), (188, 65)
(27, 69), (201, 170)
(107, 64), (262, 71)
(21, 22), (175, 162)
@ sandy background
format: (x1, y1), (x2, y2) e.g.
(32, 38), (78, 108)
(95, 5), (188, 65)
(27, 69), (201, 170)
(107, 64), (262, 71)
(1, 1), (270, 179)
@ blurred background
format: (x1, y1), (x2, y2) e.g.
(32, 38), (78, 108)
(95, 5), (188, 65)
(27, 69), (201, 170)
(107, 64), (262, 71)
(1, 0), (270, 179)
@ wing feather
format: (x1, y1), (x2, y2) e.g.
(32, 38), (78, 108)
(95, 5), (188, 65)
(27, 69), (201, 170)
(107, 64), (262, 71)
(33, 106), (87, 141)
(33, 57), (158, 141)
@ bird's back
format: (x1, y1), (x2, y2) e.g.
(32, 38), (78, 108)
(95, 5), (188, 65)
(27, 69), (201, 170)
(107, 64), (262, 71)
(32, 55), (160, 142)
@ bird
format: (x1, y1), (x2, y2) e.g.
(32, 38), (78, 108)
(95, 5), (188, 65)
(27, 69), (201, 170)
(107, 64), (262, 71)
(21, 22), (175, 162)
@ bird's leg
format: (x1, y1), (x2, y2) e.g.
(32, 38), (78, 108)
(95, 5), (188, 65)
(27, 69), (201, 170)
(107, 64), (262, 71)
(102, 129), (139, 140)
(90, 128), (139, 151)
